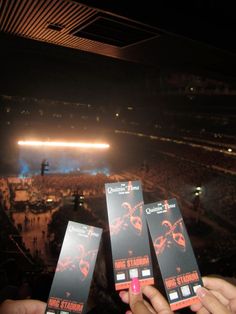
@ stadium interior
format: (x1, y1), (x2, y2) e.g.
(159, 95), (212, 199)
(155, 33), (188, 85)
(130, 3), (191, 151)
(0, 1), (236, 313)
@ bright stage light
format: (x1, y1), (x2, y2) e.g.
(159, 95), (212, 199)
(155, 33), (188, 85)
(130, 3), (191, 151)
(18, 140), (110, 149)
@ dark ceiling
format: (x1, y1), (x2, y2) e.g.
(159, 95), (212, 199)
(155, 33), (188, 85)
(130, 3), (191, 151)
(1, 0), (236, 86)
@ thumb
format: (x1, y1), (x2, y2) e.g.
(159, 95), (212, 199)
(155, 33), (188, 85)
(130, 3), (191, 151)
(196, 287), (231, 314)
(129, 278), (152, 314)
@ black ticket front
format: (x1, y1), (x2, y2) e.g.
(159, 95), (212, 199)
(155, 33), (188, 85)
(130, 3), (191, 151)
(105, 180), (154, 290)
(45, 221), (102, 314)
(144, 198), (203, 311)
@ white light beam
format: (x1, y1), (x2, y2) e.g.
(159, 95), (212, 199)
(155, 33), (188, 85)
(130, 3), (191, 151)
(18, 140), (110, 149)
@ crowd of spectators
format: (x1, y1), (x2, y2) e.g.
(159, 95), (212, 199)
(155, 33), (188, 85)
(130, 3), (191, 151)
(119, 139), (236, 223)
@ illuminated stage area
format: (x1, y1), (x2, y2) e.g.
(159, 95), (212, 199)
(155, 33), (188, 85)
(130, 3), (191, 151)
(18, 140), (110, 149)
(17, 140), (110, 176)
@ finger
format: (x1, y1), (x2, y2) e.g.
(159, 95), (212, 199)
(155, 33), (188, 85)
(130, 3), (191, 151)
(142, 286), (173, 314)
(0, 300), (46, 314)
(191, 291), (229, 312)
(211, 290), (230, 306)
(119, 288), (156, 313)
(229, 299), (236, 312)
(0, 300), (16, 314)
(119, 290), (129, 304)
(196, 307), (211, 314)
(190, 301), (203, 312)
(203, 277), (236, 299)
(23, 300), (47, 314)
(131, 300), (155, 314)
(129, 278), (153, 314)
(196, 287), (231, 314)
(143, 299), (157, 314)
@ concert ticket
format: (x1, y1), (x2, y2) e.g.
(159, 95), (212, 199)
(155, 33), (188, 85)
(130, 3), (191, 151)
(45, 221), (102, 314)
(105, 180), (154, 290)
(144, 198), (203, 311)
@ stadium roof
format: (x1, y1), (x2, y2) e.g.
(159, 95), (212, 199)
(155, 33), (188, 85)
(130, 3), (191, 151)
(1, 1), (236, 74)
(1, 0), (236, 98)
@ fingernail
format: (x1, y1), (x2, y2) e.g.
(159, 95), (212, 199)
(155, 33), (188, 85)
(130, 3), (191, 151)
(131, 277), (141, 294)
(196, 287), (207, 298)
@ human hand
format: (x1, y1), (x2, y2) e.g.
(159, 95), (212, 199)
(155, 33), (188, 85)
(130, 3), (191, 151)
(119, 277), (173, 314)
(0, 299), (46, 314)
(191, 276), (236, 314)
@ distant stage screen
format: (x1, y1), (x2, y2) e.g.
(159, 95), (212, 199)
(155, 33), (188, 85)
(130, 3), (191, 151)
(18, 145), (110, 176)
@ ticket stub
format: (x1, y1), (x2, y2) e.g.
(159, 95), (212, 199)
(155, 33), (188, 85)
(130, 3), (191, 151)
(45, 221), (102, 314)
(105, 180), (154, 290)
(144, 198), (203, 311)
